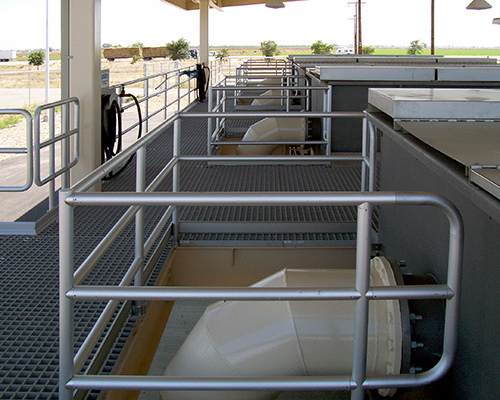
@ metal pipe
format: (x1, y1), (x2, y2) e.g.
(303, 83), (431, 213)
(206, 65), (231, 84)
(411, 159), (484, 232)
(181, 112), (364, 119)
(73, 257), (143, 372)
(66, 191), (401, 208)
(66, 375), (354, 392)
(211, 85), (322, 91)
(207, 85), (213, 155)
(58, 189), (74, 400)
(325, 86), (333, 156)
(361, 118), (368, 191)
(67, 284), (453, 302)
(73, 205), (139, 285)
(71, 114), (178, 193)
(368, 119), (377, 192)
(143, 206), (174, 255)
(0, 109), (33, 192)
(48, 108), (55, 209)
(68, 286), (362, 302)
(173, 118), (181, 241)
(135, 146), (146, 289)
(351, 202), (373, 400)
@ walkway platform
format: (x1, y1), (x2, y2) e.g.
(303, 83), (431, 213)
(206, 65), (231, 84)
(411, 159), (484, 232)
(0, 100), (366, 399)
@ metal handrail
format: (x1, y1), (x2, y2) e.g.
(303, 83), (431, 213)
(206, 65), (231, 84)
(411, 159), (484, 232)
(59, 188), (463, 399)
(0, 109), (33, 192)
(113, 62), (199, 136)
(57, 58), (462, 400)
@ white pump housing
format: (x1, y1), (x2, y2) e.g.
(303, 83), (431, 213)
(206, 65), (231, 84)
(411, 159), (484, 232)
(160, 257), (403, 400)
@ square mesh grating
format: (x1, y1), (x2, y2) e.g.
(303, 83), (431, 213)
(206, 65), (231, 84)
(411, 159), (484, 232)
(0, 100), (380, 399)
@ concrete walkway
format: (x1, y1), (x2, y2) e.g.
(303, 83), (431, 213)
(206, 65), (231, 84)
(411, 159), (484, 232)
(0, 88), (61, 108)
(0, 106), (173, 225)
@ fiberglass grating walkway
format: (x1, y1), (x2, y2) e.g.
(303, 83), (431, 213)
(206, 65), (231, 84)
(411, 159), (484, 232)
(0, 100), (373, 399)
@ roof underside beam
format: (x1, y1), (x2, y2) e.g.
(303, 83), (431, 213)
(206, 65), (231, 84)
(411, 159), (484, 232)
(161, 0), (302, 11)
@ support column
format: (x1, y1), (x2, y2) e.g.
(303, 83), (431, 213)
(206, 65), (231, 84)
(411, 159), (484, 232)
(199, 0), (209, 66)
(64, 0), (102, 187)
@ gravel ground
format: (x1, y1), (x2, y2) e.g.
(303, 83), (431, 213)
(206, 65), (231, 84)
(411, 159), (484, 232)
(0, 115), (55, 162)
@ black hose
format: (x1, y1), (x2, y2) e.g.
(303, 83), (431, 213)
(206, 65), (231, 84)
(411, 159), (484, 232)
(102, 92), (142, 181)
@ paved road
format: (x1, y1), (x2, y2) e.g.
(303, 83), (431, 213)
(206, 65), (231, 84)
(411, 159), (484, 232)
(0, 88), (61, 108)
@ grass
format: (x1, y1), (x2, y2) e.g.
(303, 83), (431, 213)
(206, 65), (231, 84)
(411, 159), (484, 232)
(0, 114), (22, 130)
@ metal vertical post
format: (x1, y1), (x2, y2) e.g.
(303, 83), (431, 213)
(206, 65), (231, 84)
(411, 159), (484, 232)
(144, 63), (149, 134)
(177, 69), (181, 112)
(61, 102), (70, 189)
(135, 146), (145, 315)
(351, 201), (373, 400)
(216, 88), (221, 133)
(222, 77), (226, 132)
(162, 64), (167, 120)
(207, 85), (213, 156)
(173, 118), (181, 242)
(326, 86), (332, 156)
(59, 189), (74, 400)
(286, 76), (290, 112)
(361, 117), (368, 192)
(368, 120), (377, 192)
(48, 108), (56, 209)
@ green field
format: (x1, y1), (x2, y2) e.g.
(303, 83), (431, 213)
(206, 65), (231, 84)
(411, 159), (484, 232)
(372, 47), (500, 56)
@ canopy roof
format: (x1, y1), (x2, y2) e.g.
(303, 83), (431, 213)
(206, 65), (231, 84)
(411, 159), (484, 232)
(161, 0), (304, 11)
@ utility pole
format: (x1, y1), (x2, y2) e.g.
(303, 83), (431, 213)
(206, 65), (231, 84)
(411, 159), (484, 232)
(357, 0), (362, 54)
(349, 15), (358, 54)
(431, 0), (435, 55)
(348, 1), (364, 54)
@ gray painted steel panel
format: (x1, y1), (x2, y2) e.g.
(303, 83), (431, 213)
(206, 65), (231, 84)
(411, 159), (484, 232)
(437, 67), (500, 81)
(398, 121), (500, 167)
(368, 88), (500, 120)
(376, 125), (500, 400)
(318, 66), (435, 81)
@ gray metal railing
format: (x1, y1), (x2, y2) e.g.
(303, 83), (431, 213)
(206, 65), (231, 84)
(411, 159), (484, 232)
(0, 98), (80, 205)
(34, 97), (80, 209)
(0, 109), (33, 192)
(114, 62), (199, 136)
(59, 107), (463, 400)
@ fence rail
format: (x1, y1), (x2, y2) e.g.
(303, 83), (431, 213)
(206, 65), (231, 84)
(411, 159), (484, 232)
(59, 105), (463, 400)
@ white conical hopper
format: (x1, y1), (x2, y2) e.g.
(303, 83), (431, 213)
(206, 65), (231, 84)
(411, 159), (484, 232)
(236, 117), (306, 156)
(160, 257), (403, 400)
(251, 89), (284, 107)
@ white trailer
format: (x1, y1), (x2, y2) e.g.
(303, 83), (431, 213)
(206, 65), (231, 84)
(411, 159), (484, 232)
(0, 50), (16, 62)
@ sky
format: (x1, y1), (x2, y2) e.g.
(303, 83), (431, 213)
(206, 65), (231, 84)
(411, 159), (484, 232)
(1, 0), (500, 50)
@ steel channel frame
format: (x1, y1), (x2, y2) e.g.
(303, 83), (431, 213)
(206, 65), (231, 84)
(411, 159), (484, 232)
(59, 189), (463, 399)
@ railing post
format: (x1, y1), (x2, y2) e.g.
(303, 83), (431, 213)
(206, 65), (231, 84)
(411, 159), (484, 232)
(177, 69), (181, 112)
(351, 201), (373, 400)
(143, 63), (149, 133)
(173, 118), (181, 242)
(368, 120), (377, 192)
(59, 189), (75, 400)
(361, 118), (368, 192)
(135, 145), (146, 316)
(216, 87), (221, 133)
(326, 86), (332, 157)
(286, 76), (290, 112)
(207, 85), (213, 156)
(61, 102), (70, 189)
(48, 108), (56, 209)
